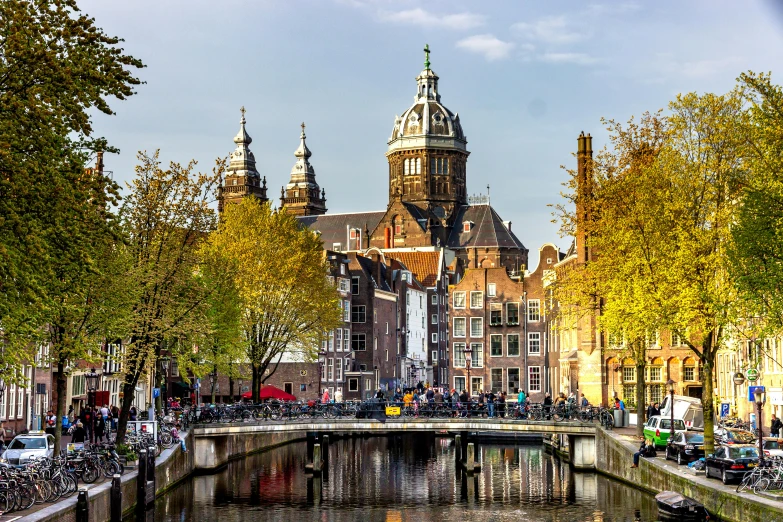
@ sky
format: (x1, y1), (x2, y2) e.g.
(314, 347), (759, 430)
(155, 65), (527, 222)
(80, 0), (783, 269)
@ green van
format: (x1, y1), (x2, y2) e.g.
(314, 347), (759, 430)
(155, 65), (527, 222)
(643, 415), (686, 447)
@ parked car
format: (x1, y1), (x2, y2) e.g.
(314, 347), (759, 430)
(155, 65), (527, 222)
(0, 432), (55, 466)
(643, 416), (686, 448)
(705, 444), (759, 484)
(714, 427), (756, 445)
(665, 431), (705, 465)
(762, 438), (783, 457)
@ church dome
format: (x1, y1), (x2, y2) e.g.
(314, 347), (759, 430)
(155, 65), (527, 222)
(388, 48), (466, 151)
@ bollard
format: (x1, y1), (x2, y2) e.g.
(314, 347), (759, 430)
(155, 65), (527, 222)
(111, 474), (122, 522)
(321, 435), (329, 467)
(75, 489), (89, 522)
(466, 442), (475, 474)
(147, 445), (156, 482)
(313, 443), (322, 473)
(137, 449), (148, 512)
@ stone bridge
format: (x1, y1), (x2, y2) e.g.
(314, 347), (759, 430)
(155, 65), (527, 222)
(192, 419), (599, 471)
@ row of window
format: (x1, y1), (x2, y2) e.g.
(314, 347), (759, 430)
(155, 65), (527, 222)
(619, 365), (701, 383)
(453, 292), (540, 321)
(322, 328), (352, 352)
(452, 335), (540, 367)
(452, 366), (541, 394)
(320, 357), (351, 382)
(401, 158), (451, 176)
(607, 331), (688, 349)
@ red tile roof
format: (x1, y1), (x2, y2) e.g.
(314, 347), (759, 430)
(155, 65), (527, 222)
(385, 251), (441, 287)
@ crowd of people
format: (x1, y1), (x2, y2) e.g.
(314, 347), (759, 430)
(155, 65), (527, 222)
(55, 403), (124, 444)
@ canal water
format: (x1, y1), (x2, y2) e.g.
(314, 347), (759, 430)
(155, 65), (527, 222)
(147, 434), (660, 521)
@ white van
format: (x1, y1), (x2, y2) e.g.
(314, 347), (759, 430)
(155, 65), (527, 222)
(659, 394), (703, 430)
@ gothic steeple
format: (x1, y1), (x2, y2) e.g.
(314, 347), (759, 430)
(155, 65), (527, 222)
(217, 107), (268, 213)
(280, 123), (327, 216)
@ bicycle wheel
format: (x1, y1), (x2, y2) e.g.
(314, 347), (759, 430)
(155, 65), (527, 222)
(578, 409), (591, 423)
(82, 464), (100, 484)
(160, 432), (174, 448)
(33, 481), (51, 504)
(753, 477), (771, 493)
(737, 471), (756, 492)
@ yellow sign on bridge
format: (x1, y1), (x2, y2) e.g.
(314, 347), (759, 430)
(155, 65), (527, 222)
(385, 406), (401, 416)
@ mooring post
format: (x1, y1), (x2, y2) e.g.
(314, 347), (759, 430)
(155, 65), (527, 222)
(307, 431), (316, 461)
(313, 475), (322, 506)
(137, 448), (148, 511)
(460, 431), (469, 462)
(454, 434), (462, 462)
(321, 434), (329, 468)
(313, 443), (322, 473)
(111, 474), (122, 522)
(466, 442), (475, 474)
(147, 445), (156, 482)
(75, 489), (89, 522)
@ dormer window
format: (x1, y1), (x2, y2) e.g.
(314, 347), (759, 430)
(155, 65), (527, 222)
(463, 221), (474, 233)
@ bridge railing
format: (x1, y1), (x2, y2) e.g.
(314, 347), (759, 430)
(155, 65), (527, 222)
(180, 400), (616, 429)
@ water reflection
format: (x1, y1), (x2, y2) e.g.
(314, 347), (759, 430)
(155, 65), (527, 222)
(149, 434), (659, 521)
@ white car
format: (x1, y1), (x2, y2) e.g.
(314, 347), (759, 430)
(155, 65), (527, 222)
(763, 438), (783, 457)
(0, 432), (55, 466)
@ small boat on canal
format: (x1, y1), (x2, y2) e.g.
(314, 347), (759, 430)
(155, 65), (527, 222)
(655, 490), (710, 521)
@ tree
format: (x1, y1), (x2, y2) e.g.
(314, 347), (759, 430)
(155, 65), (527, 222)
(115, 151), (222, 442)
(0, 0), (142, 448)
(730, 73), (783, 336)
(201, 198), (342, 402)
(0, 0), (143, 323)
(555, 90), (749, 453)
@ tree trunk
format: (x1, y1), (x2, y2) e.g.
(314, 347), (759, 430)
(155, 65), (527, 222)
(702, 340), (716, 455)
(53, 359), (67, 456)
(229, 377), (234, 403)
(116, 379), (137, 444)
(252, 364), (259, 403)
(636, 357), (646, 438)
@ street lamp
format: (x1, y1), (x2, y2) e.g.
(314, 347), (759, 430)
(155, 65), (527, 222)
(237, 378), (243, 402)
(464, 344), (473, 396)
(86, 368), (100, 408)
(160, 356), (170, 410)
(667, 379), (676, 443)
(208, 369), (217, 404)
(754, 387), (765, 463)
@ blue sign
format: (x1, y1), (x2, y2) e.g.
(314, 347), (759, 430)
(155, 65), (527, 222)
(194, 379), (200, 390)
(720, 402), (730, 418)
(153, 387), (160, 399)
(748, 385), (766, 402)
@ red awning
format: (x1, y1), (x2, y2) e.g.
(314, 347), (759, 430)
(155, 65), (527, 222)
(242, 385), (296, 401)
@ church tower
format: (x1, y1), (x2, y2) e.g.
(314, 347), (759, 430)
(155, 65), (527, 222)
(217, 107), (268, 213)
(280, 123), (327, 216)
(386, 45), (469, 227)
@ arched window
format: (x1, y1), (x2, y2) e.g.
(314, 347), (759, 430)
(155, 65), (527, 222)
(683, 357), (696, 382)
(416, 158), (421, 174)
(646, 357), (665, 405)
(403, 159), (409, 176)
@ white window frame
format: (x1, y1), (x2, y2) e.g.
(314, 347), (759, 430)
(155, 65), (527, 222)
(506, 303), (520, 325)
(431, 314), (438, 325)
(470, 317), (483, 338)
(453, 343), (466, 368)
(507, 334), (520, 357)
(335, 359), (343, 382)
(431, 294), (437, 305)
(527, 299), (540, 322)
(490, 334), (503, 357)
(454, 376), (466, 393)
(470, 343), (484, 368)
(528, 332), (541, 355)
(453, 317), (466, 338)
(431, 333), (438, 344)
(327, 358), (334, 381)
(470, 291), (483, 309)
(470, 377), (483, 396)
(529, 366), (542, 392)
(343, 300), (351, 321)
(335, 329), (342, 352)
(488, 283), (496, 297)
(453, 292), (466, 309)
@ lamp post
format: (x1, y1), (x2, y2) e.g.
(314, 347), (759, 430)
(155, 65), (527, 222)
(464, 344), (473, 396)
(160, 356), (170, 413)
(237, 378), (243, 402)
(754, 387), (765, 463)
(85, 368), (100, 409)
(667, 379), (676, 443)
(208, 368), (217, 405)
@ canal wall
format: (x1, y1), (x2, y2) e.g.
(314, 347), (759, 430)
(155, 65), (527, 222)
(193, 429), (304, 470)
(19, 432), (195, 522)
(594, 428), (783, 522)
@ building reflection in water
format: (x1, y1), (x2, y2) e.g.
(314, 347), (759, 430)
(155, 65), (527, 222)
(145, 434), (659, 521)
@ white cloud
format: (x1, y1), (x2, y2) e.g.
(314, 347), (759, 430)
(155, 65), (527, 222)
(456, 34), (515, 61)
(380, 8), (486, 30)
(539, 52), (598, 65)
(512, 15), (588, 44)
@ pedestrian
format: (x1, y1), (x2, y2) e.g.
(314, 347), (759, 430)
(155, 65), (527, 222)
(614, 397), (626, 411)
(498, 391), (506, 418)
(393, 387), (403, 406)
(130, 406), (138, 421)
(111, 404), (120, 430)
(517, 388), (526, 404)
(580, 393), (589, 408)
(487, 390), (496, 418)
(631, 439), (656, 468)
(100, 403), (110, 423)
(81, 407), (93, 442)
(67, 405), (74, 423)
(71, 421), (87, 444)
(45, 410), (57, 435)
(771, 414), (783, 438)
(426, 387), (435, 404)
(434, 388), (444, 403)
(375, 388), (385, 400)
(459, 388), (469, 417)
(652, 402), (660, 417)
(321, 388), (330, 404)
(94, 415), (106, 443)
(646, 402), (656, 420)
(334, 388), (343, 404)
(543, 392), (553, 419)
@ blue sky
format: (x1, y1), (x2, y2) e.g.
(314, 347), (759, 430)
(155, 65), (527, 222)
(82, 0), (783, 268)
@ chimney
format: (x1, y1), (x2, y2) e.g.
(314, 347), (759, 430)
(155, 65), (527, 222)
(95, 151), (104, 176)
(576, 131), (594, 264)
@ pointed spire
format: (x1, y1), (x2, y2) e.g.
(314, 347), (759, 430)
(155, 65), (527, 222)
(294, 122), (312, 160)
(234, 106), (252, 146)
(280, 122), (327, 216)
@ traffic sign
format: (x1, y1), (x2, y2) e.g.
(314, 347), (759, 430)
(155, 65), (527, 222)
(747, 368), (759, 382)
(748, 385), (765, 402)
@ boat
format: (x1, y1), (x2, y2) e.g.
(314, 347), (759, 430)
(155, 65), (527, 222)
(655, 491), (710, 521)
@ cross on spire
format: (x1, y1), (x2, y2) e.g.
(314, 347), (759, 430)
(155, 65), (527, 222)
(424, 44), (431, 70)
(240, 106), (246, 123)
